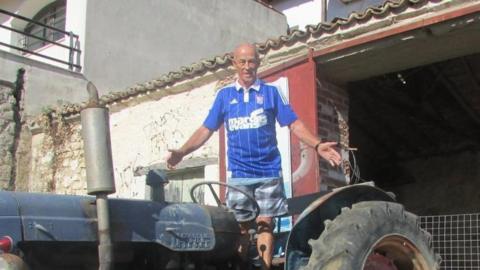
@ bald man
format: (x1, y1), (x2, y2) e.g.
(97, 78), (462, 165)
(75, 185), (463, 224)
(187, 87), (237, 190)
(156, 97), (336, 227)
(166, 43), (341, 269)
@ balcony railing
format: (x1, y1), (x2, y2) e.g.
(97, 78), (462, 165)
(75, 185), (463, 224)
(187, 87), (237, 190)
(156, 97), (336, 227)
(0, 8), (81, 71)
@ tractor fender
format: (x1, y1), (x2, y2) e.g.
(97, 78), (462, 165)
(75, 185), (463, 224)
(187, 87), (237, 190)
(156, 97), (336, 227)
(285, 183), (395, 270)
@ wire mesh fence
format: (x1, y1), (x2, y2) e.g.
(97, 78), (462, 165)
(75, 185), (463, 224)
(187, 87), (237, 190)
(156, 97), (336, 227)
(420, 213), (480, 270)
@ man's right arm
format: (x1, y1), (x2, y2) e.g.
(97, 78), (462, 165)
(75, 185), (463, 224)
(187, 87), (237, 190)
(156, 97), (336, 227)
(166, 125), (214, 169)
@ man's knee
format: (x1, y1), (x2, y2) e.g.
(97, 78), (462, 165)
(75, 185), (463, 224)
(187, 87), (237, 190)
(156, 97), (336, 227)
(256, 217), (274, 233)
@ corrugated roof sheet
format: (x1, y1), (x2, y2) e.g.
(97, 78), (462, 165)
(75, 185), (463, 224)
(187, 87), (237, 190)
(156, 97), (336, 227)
(49, 0), (468, 117)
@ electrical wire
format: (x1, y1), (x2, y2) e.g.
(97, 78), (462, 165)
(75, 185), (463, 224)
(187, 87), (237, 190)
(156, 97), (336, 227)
(342, 147), (371, 185)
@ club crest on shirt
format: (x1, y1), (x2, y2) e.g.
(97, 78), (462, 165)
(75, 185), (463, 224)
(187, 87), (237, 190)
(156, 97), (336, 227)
(255, 94), (264, 105)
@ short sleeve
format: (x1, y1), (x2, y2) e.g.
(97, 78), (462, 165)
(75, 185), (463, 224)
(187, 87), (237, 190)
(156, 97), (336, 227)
(274, 86), (298, 127)
(203, 90), (225, 131)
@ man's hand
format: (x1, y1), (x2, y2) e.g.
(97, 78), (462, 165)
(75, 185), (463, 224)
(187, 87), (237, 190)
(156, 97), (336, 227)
(165, 149), (185, 170)
(316, 142), (342, 167)
(289, 120), (342, 167)
(164, 126), (214, 170)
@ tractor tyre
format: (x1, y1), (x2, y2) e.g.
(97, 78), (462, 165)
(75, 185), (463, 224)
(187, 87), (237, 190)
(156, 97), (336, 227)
(0, 253), (29, 270)
(304, 201), (441, 270)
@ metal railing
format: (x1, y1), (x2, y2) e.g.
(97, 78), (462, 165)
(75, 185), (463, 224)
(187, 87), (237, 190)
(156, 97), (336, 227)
(0, 8), (81, 71)
(420, 213), (480, 269)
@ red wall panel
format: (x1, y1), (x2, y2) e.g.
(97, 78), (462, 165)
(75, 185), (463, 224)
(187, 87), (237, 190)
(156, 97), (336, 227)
(263, 58), (320, 197)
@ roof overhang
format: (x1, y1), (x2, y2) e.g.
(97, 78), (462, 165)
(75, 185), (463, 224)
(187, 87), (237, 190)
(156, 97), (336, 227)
(314, 2), (480, 84)
(259, 1), (480, 84)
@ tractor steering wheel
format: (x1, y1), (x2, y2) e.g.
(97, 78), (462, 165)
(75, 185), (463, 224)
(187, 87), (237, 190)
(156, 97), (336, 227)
(189, 181), (260, 222)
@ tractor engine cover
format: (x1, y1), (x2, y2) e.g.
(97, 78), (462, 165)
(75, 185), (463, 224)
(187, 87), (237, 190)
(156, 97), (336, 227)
(156, 204), (240, 260)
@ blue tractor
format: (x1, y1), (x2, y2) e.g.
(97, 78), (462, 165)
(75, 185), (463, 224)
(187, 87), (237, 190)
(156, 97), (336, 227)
(0, 83), (440, 270)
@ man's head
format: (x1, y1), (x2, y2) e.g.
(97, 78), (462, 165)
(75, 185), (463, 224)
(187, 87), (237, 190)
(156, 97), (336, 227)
(232, 43), (260, 89)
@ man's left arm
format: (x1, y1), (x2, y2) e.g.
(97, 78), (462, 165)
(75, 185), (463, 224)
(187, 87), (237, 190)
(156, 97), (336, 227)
(289, 119), (342, 167)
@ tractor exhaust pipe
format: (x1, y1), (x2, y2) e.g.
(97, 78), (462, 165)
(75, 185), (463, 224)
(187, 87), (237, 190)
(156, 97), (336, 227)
(81, 82), (116, 270)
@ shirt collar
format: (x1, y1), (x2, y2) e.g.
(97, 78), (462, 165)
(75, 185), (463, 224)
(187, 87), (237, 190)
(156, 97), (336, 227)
(235, 79), (261, 92)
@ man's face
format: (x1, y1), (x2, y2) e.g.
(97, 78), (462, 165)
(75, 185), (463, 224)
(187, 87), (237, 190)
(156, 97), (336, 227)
(232, 46), (259, 88)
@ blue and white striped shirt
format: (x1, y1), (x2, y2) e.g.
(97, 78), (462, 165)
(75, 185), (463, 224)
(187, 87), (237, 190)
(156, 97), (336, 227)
(203, 79), (298, 178)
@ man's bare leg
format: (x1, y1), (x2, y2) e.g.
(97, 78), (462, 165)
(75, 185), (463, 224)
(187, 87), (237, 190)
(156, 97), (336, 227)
(256, 216), (274, 270)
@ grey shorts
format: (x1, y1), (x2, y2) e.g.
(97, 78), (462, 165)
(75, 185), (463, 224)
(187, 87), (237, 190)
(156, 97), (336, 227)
(226, 178), (288, 222)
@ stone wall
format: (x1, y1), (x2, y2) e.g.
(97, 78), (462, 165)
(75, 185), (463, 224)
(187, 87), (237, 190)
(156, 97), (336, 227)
(0, 80), (16, 190)
(28, 118), (86, 194)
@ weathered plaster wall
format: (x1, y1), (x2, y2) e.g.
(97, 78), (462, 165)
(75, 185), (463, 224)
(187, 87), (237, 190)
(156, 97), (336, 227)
(27, 80), (220, 198)
(110, 81), (220, 199)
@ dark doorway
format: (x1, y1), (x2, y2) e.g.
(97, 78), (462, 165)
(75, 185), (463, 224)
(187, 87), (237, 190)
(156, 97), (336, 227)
(347, 53), (480, 215)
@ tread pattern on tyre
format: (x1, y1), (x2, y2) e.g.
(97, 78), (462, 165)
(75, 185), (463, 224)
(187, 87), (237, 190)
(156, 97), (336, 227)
(304, 201), (441, 270)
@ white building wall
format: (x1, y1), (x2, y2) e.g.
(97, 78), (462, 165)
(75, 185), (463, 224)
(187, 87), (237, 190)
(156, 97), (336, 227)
(22, 43), (69, 69)
(7, 0), (56, 53)
(20, 0), (87, 70)
(82, 0), (287, 95)
(0, 0), (26, 52)
(0, 19), (13, 47)
(272, 0), (324, 31)
(64, 0), (86, 70)
(1, 0), (84, 69)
